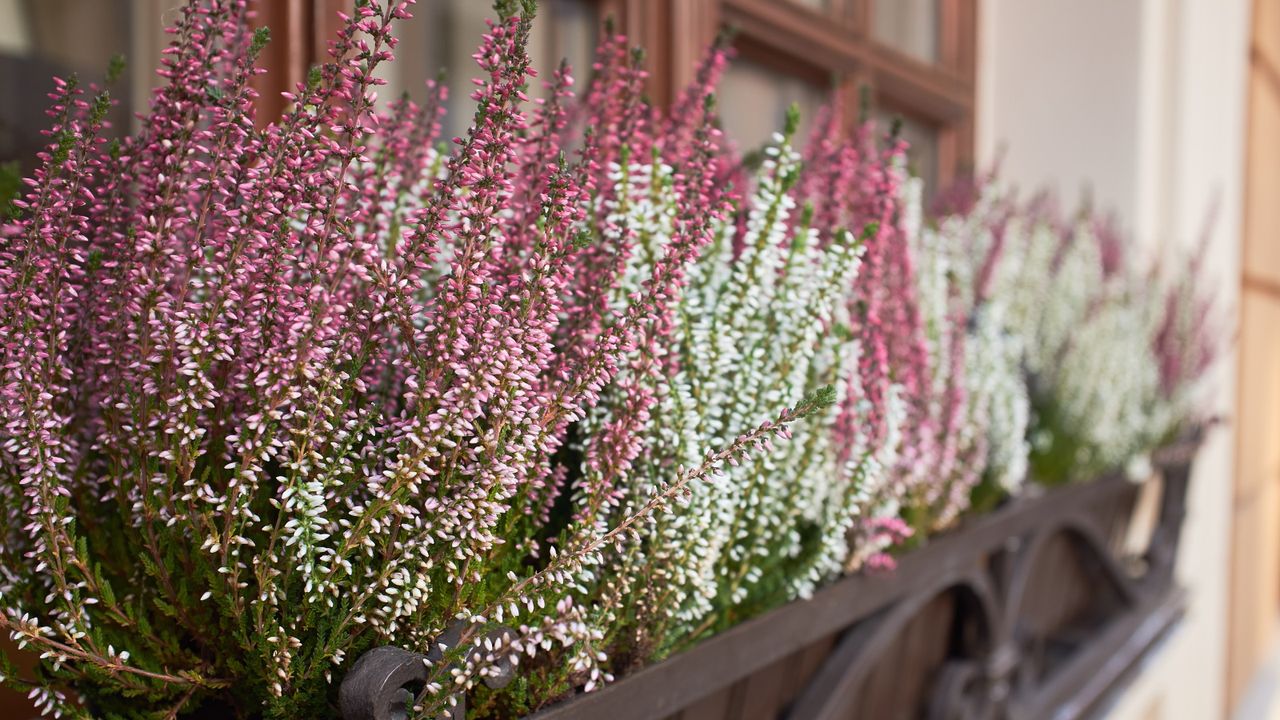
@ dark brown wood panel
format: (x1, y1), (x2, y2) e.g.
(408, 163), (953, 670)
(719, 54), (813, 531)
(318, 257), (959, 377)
(851, 592), (956, 719)
(679, 686), (734, 720)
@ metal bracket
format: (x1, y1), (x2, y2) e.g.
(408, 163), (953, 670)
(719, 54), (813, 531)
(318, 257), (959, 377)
(339, 624), (515, 720)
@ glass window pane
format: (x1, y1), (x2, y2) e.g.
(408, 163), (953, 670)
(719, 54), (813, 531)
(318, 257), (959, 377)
(382, 0), (597, 140)
(0, 0), (134, 168)
(872, 0), (939, 64)
(786, 0), (829, 11)
(873, 107), (939, 196)
(718, 58), (827, 152)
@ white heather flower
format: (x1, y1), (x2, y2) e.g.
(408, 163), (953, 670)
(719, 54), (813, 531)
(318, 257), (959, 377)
(584, 130), (885, 652)
(903, 177), (1030, 524)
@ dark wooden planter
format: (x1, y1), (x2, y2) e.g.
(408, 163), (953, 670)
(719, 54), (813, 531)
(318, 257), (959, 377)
(342, 437), (1201, 720)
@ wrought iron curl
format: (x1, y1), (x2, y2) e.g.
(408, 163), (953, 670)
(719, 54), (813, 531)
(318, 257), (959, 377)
(339, 624), (515, 720)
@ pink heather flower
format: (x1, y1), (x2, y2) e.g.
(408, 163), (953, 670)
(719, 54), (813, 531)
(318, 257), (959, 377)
(1150, 213), (1220, 429)
(0, 5), (798, 715)
(792, 115), (946, 520)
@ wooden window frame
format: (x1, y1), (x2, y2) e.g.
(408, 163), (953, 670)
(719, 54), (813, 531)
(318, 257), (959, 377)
(597, 0), (977, 186)
(249, 0), (351, 123)
(251, 0), (977, 184)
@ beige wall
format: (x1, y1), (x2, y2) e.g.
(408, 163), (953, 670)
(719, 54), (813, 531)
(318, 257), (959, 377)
(976, 0), (1147, 225)
(977, 1), (1248, 718)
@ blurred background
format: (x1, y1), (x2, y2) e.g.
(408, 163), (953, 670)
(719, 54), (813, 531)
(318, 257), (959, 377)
(0, 0), (1272, 717)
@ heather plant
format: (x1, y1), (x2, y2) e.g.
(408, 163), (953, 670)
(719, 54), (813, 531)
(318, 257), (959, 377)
(786, 111), (980, 546)
(1148, 223), (1220, 446)
(903, 177), (1029, 529)
(0, 2), (831, 717)
(573, 111), (894, 673)
(943, 184), (1218, 485)
(995, 213), (1149, 481)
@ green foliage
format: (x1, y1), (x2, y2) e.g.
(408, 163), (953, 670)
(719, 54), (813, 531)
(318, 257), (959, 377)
(0, 161), (21, 220)
(106, 54), (127, 84)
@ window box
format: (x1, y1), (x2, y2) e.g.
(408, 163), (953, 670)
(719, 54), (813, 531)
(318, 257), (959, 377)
(341, 433), (1201, 720)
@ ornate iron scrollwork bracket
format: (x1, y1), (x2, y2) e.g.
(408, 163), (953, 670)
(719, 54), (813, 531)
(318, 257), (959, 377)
(928, 659), (992, 720)
(339, 624), (515, 720)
